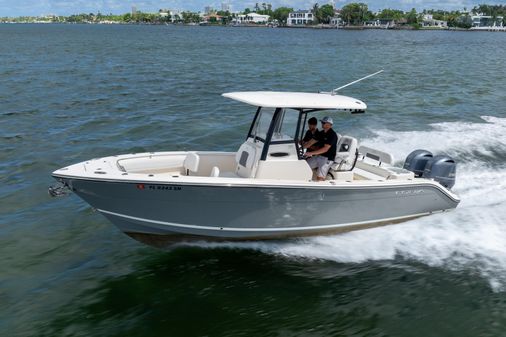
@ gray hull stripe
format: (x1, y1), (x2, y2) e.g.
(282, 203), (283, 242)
(98, 209), (439, 233)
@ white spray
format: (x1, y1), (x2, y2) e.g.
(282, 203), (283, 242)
(189, 116), (506, 291)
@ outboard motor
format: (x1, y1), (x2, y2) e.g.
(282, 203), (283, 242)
(423, 155), (456, 189)
(403, 149), (433, 177)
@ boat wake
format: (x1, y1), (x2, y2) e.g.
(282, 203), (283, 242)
(189, 116), (506, 291)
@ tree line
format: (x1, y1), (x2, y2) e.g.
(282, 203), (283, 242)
(336, 3), (506, 28)
(2, 3), (505, 27)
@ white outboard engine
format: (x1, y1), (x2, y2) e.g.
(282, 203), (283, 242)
(423, 155), (456, 189)
(403, 149), (433, 177)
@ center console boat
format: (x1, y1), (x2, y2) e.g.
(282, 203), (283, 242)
(51, 91), (460, 246)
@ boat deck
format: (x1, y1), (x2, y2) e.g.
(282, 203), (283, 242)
(60, 150), (418, 184)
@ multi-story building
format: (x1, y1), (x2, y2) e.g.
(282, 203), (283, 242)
(470, 14), (504, 29)
(221, 3), (231, 12)
(287, 10), (314, 26)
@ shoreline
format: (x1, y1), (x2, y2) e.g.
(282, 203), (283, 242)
(1, 21), (505, 32)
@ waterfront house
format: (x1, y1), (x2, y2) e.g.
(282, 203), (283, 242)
(232, 12), (269, 24)
(364, 18), (396, 28)
(421, 14), (448, 28)
(287, 10), (314, 26)
(201, 13), (223, 24)
(470, 14), (504, 30)
(330, 16), (342, 27)
(159, 9), (181, 23)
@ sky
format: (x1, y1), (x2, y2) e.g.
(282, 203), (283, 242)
(0, 0), (505, 17)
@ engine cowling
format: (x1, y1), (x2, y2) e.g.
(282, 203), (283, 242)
(403, 149), (433, 177)
(423, 155), (456, 189)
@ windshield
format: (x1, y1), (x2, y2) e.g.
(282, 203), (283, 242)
(271, 109), (298, 143)
(249, 107), (275, 142)
(249, 108), (299, 143)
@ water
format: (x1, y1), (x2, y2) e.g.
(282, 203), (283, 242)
(1, 24), (506, 336)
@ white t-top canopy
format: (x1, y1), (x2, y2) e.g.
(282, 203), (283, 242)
(223, 91), (367, 110)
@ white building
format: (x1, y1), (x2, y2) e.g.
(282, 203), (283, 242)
(364, 19), (395, 28)
(287, 10), (314, 26)
(470, 14), (504, 29)
(159, 9), (181, 22)
(233, 12), (270, 24)
(421, 14), (448, 28)
(330, 16), (341, 26)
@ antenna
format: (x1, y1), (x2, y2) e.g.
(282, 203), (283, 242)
(321, 70), (384, 95)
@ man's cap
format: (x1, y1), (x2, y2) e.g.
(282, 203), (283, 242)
(308, 117), (318, 125)
(320, 116), (333, 125)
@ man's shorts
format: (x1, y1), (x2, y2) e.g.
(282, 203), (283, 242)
(307, 155), (333, 179)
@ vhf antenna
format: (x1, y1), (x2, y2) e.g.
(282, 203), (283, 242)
(321, 70), (384, 95)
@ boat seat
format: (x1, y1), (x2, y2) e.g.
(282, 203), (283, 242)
(331, 135), (359, 172)
(358, 145), (394, 166)
(355, 161), (414, 180)
(183, 152), (200, 176)
(235, 142), (260, 178)
(353, 167), (384, 180)
(354, 146), (413, 180)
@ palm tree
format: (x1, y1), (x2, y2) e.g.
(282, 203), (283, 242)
(312, 3), (320, 24)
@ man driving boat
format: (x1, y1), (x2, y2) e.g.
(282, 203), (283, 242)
(304, 116), (338, 181)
